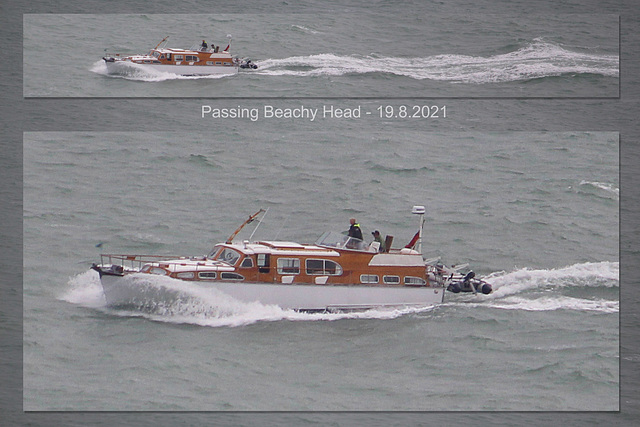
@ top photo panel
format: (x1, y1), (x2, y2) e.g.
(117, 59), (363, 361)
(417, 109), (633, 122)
(24, 13), (619, 98)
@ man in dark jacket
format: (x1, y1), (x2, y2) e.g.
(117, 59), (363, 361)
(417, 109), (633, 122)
(348, 218), (363, 240)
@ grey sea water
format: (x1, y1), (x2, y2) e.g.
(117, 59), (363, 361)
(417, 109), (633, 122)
(4, 0), (640, 425)
(23, 13), (619, 97)
(23, 129), (619, 411)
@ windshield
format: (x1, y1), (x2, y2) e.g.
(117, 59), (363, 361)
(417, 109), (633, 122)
(315, 231), (368, 251)
(215, 247), (241, 265)
(207, 245), (242, 265)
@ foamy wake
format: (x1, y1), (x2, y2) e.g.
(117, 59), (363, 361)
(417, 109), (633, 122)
(60, 270), (434, 327)
(466, 261), (619, 313)
(462, 295), (619, 313)
(255, 40), (618, 83)
(90, 60), (230, 82)
(61, 260), (618, 327)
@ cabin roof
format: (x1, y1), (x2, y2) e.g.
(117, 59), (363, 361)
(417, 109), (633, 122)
(221, 241), (340, 257)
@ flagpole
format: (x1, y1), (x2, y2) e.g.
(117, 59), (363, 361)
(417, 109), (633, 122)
(412, 205), (426, 254)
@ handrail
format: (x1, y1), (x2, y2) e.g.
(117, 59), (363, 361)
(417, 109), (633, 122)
(99, 253), (189, 270)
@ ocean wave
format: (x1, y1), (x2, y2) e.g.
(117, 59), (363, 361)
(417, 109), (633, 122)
(291, 24), (319, 34)
(578, 180), (619, 199)
(255, 40), (618, 83)
(365, 161), (433, 174)
(188, 154), (219, 168)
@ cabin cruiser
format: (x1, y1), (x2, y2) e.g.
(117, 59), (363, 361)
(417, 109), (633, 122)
(102, 36), (257, 76)
(91, 207), (491, 312)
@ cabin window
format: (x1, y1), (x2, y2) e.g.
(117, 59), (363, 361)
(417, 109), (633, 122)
(360, 274), (379, 284)
(149, 267), (168, 276)
(174, 54), (183, 61)
(257, 254), (270, 267)
(216, 248), (241, 265)
(404, 276), (426, 286)
(198, 271), (217, 280)
(186, 55), (199, 62)
(207, 247), (222, 259)
(206, 61), (214, 65)
(240, 257), (254, 268)
(383, 275), (401, 284)
(257, 253), (270, 273)
(215, 61), (222, 65)
(277, 258), (300, 275)
(221, 272), (244, 281)
(176, 272), (195, 279)
(306, 259), (343, 276)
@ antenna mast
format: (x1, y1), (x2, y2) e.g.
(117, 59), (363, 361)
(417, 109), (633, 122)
(411, 205), (426, 254)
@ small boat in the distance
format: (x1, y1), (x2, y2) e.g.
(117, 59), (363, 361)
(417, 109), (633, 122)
(91, 207), (492, 313)
(102, 35), (257, 76)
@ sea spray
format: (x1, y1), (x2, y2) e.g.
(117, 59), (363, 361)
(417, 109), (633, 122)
(62, 260), (617, 326)
(63, 269), (437, 327)
(254, 40), (618, 83)
(90, 60), (229, 82)
(484, 261), (619, 296)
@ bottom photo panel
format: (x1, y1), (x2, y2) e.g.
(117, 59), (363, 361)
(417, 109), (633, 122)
(23, 130), (618, 411)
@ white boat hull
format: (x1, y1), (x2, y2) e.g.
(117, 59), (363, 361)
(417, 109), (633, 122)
(99, 273), (445, 312)
(105, 60), (239, 76)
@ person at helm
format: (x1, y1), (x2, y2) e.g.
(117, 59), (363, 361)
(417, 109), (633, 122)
(348, 218), (363, 240)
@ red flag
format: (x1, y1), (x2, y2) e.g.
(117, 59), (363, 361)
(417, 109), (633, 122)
(223, 44), (230, 51)
(405, 231), (420, 249)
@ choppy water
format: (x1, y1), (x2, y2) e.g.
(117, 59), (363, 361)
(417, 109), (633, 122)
(24, 13), (618, 97)
(23, 130), (619, 411)
(10, 2), (632, 424)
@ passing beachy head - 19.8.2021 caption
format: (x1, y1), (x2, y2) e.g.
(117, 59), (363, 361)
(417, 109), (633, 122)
(201, 105), (448, 122)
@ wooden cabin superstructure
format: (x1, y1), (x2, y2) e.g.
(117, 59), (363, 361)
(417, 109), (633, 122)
(92, 208), (491, 312)
(102, 36), (257, 76)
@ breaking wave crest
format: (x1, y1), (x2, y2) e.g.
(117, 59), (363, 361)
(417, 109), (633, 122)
(578, 180), (619, 199)
(256, 40), (618, 83)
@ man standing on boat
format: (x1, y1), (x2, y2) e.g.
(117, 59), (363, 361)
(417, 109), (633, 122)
(348, 218), (363, 240)
(372, 230), (385, 252)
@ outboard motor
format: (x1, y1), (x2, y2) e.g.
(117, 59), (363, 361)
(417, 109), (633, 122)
(479, 282), (492, 295)
(462, 271), (475, 283)
(459, 271), (476, 292)
(445, 270), (493, 294)
(240, 59), (258, 69)
(447, 282), (461, 293)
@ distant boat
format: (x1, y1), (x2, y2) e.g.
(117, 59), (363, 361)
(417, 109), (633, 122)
(91, 207), (491, 312)
(102, 36), (257, 76)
